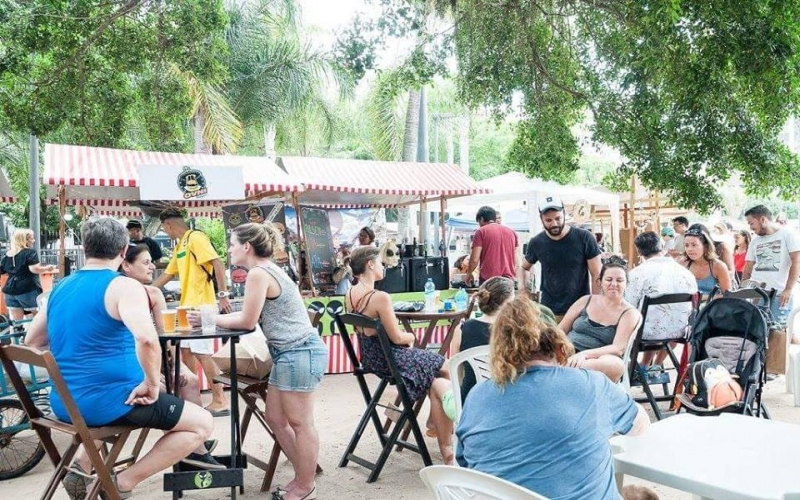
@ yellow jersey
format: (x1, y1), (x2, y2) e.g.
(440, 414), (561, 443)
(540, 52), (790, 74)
(166, 229), (219, 307)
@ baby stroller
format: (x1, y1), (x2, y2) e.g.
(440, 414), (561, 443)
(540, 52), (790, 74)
(677, 290), (770, 418)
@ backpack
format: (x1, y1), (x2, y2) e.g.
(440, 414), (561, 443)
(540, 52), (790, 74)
(686, 359), (725, 408)
(686, 358), (744, 409)
(187, 230), (220, 292)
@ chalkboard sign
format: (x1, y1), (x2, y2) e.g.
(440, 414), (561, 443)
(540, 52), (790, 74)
(300, 207), (335, 286)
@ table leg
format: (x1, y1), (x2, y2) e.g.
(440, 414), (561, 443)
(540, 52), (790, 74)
(160, 340), (172, 395)
(437, 313), (466, 356)
(173, 341), (182, 397)
(229, 337), (242, 500)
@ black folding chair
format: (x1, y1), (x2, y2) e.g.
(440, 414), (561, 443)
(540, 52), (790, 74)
(627, 293), (698, 420)
(333, 312), (432, 483)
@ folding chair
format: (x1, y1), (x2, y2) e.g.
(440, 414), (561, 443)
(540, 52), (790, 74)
(626, 293), (697, 420)
(420, 465), (549, 500)
(213, 310), (323, 492)
(334, 312), (432, 483)
(0, 343), (139, 500)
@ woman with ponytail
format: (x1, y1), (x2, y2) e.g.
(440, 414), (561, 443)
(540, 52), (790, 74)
(202, 222), (327, 500)
(456, 296), (650, 500)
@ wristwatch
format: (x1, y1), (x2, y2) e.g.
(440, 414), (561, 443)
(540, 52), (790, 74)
(216, 290), (230, 299)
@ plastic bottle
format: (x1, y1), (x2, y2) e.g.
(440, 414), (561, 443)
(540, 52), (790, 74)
(454, 287), (469, 312)
(424, 278), (436, 312)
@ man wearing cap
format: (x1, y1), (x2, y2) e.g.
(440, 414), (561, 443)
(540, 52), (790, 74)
(127, 219), (163, 265)
(522, 196), (602, 320)
(465, 206), (520, 286)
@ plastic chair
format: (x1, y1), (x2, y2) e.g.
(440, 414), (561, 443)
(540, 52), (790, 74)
(786, 307), (800, 407)
(420, 465), (549, 500)
(448, 345), (491, 423)
(334, 312), (432, 483)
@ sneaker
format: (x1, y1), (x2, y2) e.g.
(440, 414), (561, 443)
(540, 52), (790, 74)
(646, 366), (670, 385)
(180, 452), (226, 470)
(204, 439), (218, 454)
(63, 467), (92, 500)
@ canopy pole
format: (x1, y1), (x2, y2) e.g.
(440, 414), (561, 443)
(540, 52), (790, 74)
(29, 134), (41, 254)
(58, 185), (66, 275)
(628, 176), (636, 264)
(419, 197), (427, 244)
(439, 198), (447, 257)
(292, 192), (316, 297)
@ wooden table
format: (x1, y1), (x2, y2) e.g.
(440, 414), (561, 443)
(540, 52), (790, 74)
(612, 413), (800, 499)
(159, 327), (252, 500)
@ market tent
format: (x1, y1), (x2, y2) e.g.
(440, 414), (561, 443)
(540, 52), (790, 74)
(43, 143), (305, 217)
(447, 208), (529, 232)
(278, 156), (489, 207)
(446, 172), (622, 249)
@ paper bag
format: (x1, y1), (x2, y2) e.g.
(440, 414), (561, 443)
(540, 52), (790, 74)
(766, 328), (787, 375)
(212, 325), (272, 379)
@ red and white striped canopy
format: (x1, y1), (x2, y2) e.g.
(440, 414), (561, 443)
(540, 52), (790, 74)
(278, 157), (490, 207)
(44, 143), (304, 207)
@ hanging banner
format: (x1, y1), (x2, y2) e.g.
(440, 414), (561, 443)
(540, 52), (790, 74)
(138, 165), (244, 201)
(222, 202), (296, 292)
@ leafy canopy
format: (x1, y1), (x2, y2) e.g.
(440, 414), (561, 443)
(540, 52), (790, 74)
(441, 0), (800, 211)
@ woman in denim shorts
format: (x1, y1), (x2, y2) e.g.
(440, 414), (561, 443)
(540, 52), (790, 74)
(1, 229), (56, 319)
(211, 222), (327, 500)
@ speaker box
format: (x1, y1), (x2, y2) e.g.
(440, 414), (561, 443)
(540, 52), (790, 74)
(408, 257), (449, 292)
(375, 263), (408, 294)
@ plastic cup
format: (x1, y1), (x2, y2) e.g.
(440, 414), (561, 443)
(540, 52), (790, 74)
(199, 305), (217, 334)
(161, 310), (177, 334)
(177, 306), (192, 330)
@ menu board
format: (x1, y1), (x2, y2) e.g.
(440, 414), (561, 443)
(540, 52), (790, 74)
(300, 207), (335, 286)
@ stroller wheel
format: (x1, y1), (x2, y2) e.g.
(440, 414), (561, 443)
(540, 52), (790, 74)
(759, 403), (771, 419)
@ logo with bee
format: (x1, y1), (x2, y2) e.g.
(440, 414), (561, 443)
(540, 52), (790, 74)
(177, 166), (208, 199)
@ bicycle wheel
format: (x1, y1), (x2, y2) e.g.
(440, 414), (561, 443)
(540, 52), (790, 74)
(0, 398), (46, 480)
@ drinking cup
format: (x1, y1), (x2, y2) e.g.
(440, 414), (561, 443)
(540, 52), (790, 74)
(161, 310), (177, 334)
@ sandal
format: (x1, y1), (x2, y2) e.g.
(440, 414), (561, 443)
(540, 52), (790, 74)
(204, 406), (231, 417)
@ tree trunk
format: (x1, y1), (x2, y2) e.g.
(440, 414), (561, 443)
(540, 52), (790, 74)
(264, 123), (277, 161)
(193, 109), (211, 154)
(397, 89), (421, 241)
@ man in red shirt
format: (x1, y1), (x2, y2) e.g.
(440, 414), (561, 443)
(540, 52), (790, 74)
(465, 206), (520, 286)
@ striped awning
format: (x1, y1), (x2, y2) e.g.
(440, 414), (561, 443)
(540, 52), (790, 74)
(0, 169), (16, 203)
(43, 143), (304, 206)
(278, 157), (490, 207)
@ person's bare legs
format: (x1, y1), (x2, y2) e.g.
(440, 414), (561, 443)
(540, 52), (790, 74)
(265, 387), (319, 500)
(195, 353), (227, 411)
(115, 402), (212, 492)
(176, 367), (212, 456)
(582, 355), (625, 382)
(429, 378), (454, 465)
(8, 308), (23, 321)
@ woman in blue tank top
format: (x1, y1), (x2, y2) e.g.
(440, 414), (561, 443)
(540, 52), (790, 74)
(682, 227), (731, 297)
(208, 222), (326, 500)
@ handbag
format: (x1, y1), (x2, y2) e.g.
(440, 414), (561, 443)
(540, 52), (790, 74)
(212, 325), (272, 379)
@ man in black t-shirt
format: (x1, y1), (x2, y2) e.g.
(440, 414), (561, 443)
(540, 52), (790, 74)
(126, 220), (163, 264)
(522, 196), (602, 319)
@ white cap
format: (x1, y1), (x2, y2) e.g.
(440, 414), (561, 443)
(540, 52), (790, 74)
(538, 196), (564, 213)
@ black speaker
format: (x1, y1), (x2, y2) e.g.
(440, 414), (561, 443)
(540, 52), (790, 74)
(376, 263), (408, 293)
(408, 257), (449, 292)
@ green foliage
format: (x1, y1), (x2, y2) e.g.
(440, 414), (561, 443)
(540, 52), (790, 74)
(441, 0), (800, 212)
(195, 218), (227, 259)
(0, 1), (228, 148)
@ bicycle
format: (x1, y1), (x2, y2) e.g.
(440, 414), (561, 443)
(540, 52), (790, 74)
(0, 316), (48, 480)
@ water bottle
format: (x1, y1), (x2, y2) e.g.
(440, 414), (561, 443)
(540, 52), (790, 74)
(424, 278), (436, 312)
(455, 287), (468, 312)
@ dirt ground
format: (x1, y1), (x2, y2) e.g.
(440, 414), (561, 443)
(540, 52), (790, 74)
(3, 373), (799, 499)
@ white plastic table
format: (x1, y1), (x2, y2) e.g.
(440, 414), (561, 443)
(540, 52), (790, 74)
(611, 413), (800, 500)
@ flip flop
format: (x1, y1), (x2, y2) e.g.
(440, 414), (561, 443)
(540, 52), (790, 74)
(204, 407), (231, 417)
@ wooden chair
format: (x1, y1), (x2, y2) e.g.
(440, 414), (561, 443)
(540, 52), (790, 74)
(213, 310), (323, 492)
(334, 312), (432, 483)
(0, 343), (139, 500)
(626, 293), (697, 420)
(420, 465), (550, 500)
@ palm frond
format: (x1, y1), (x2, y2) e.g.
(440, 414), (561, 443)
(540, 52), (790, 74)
(366, 71), (406, 161)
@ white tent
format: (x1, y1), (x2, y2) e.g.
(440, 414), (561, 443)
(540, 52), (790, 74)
(447, 172), (622, 251)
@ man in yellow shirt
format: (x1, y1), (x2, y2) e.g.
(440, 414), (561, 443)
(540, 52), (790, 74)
(154, 209), (231, 415)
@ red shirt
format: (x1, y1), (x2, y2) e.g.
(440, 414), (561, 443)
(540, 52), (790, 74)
(473, 222), (518, 281)
(734, 250), (747, 273)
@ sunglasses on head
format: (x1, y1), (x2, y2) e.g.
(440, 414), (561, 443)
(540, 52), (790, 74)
(601, 255), (628, 267)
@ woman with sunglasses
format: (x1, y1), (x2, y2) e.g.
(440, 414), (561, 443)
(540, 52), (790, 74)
(559, 256), (641, 382)
(683, 226), (731, 296)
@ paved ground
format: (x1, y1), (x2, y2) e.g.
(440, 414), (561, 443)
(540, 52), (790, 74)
(3, 372), (798, 499)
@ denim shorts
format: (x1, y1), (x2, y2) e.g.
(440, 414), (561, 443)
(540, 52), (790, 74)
(5, 290), (40, 310)
(269, 335), (328, 392)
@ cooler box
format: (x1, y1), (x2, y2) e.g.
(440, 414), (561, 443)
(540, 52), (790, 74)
(376, 264), (408, 293)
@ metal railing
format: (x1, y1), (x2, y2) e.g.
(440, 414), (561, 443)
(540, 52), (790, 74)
(39, 249), (85, 272)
